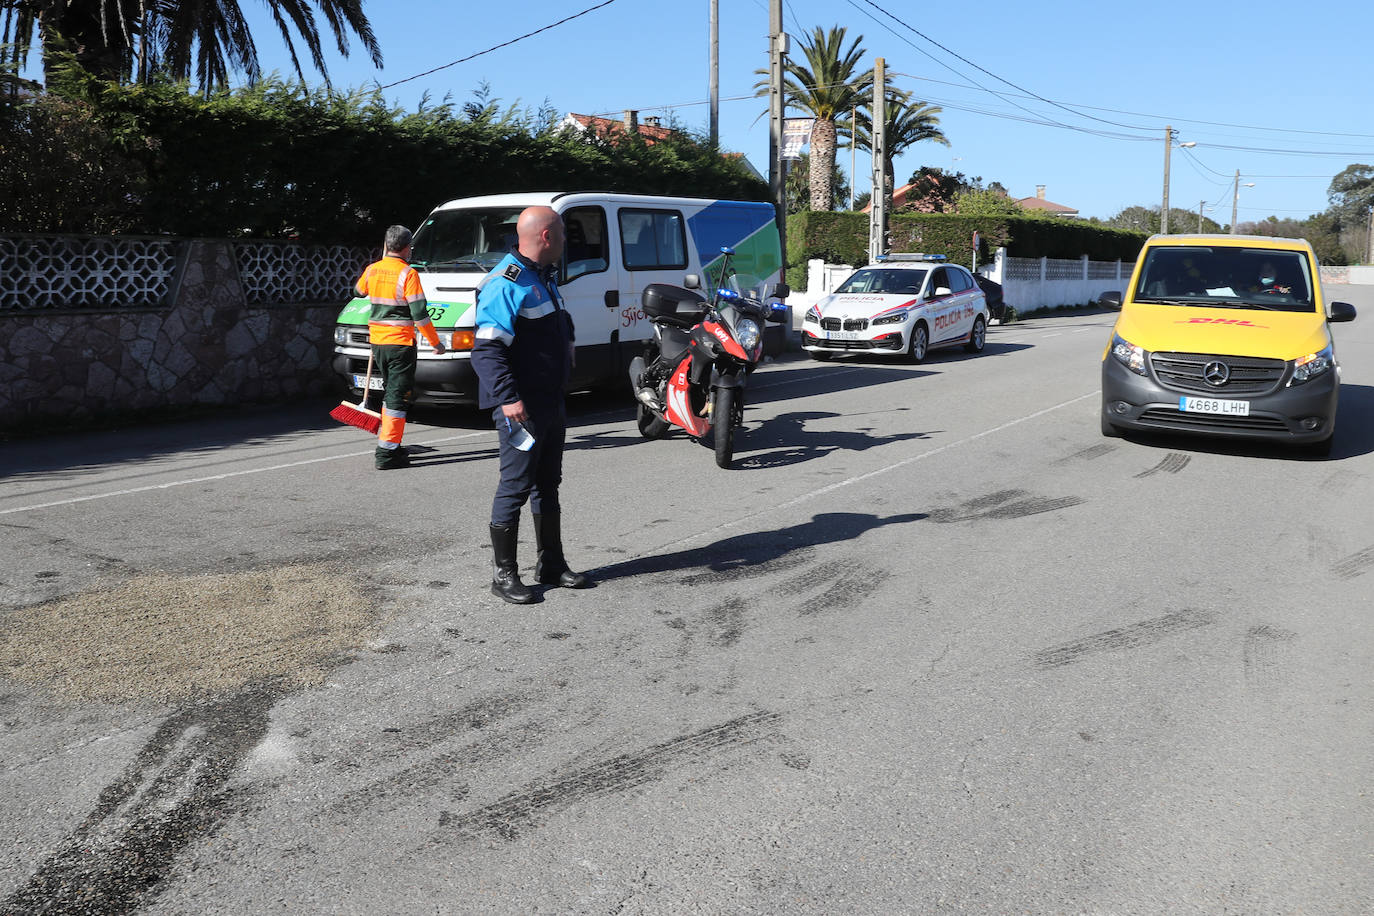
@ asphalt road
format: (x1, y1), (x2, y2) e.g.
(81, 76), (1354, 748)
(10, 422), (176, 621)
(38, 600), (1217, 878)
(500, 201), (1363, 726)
(3, 288), (1373, 914)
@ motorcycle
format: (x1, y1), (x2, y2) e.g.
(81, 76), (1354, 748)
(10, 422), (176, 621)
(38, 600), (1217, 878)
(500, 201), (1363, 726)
(628, 247), (790, 468)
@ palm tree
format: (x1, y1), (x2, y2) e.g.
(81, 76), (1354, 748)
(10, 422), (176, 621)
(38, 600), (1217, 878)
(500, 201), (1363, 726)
(853, 91), (949, 212)
(0, 0), (381, 90)
(756, 26), (872, 212)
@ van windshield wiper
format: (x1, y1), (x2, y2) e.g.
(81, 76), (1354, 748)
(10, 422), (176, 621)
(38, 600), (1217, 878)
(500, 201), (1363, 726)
(415, 259), (486, 271)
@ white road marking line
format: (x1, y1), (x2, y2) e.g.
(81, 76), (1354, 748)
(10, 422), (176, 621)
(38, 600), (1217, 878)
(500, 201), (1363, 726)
(0, 430), (493, 516)
(647, 390), (1100, 553)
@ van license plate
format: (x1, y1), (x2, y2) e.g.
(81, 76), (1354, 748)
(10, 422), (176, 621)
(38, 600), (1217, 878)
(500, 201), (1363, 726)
(352, 374), (385, 391)
(826, 330), (862, 341)
(1179, 396), (1249, 416)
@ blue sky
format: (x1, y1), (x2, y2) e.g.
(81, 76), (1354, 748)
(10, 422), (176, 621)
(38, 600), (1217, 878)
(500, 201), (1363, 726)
(35, 0), (1374, 223)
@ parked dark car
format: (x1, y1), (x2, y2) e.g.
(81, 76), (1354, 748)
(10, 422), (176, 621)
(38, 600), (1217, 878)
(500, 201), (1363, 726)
(974, 274), (1006, 321)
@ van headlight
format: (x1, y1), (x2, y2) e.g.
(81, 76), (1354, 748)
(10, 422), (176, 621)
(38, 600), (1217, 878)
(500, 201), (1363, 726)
(334, 326), (350, 345)
(1109, 334), (1148, 376)
(1291, 345), (1333, 384)
(735, 319), (760, 351)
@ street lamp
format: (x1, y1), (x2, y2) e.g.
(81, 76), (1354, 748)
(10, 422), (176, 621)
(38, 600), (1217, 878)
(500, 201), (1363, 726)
(1161, 126), (1196, 234)
(1230, 170), (1256, 234)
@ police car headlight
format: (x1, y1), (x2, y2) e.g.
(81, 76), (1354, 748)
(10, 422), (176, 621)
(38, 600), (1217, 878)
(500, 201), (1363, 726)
(334, 326), (350, 345)
(1291, 345), (1333, 384)
(804, 305), (820, 324)
(735, 319), (761, 351)
(1109, 334), (1148, 376)
(872, 312), (906, 326)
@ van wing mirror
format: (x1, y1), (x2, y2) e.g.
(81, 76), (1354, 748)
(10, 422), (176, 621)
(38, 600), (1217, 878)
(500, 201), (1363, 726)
(1099, 291), (1123, 310)
(683, 273), (701, 290)
(766, 281), (790, 300)
(1329, 301), (1357, 323)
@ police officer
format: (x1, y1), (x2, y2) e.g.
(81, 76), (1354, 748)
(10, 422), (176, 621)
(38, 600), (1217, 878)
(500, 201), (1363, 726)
(472, 206), (589, 604)
(355, 225), (445, 469)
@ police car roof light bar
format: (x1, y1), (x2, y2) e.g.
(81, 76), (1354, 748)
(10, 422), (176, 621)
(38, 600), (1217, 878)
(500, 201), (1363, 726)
(876, 253), (947, 262)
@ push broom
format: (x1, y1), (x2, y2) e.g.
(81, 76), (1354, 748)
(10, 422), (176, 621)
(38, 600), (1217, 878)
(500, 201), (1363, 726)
(329, 348), (382, 434)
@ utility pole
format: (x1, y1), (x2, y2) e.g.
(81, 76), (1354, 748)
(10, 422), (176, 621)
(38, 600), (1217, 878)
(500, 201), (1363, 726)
(708, 0), (718, 147)
(1161, 125), (1173, 235)
(869, 57), (887, 262)
(1231, 170), (1240, 234)
(850, 103), (856, 211)
(1199, 200), (1205, 232)
(1367, 203), (1374, 264)
(768, 0), (785, 269)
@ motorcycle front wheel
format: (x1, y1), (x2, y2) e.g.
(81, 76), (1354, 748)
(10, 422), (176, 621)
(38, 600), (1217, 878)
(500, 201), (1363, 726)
(712, 386), (737, 468)
(637, 401), (670, 439)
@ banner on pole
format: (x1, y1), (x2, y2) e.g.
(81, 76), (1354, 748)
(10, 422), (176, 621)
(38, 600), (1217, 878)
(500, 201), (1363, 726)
(782, 118), (814, 160)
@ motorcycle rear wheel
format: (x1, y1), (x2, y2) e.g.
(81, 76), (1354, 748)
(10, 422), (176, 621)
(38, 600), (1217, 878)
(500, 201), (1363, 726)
(637, 401), (670, 439)
(712, 386), (736, 468)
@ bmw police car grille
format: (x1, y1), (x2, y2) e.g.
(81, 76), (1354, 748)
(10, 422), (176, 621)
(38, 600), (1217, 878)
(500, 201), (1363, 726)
(820, 317), (869, 331)
(1149, 352), (1285, 395)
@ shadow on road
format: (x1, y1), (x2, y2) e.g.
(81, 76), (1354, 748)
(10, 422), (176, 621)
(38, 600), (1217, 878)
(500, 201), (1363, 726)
(731, 410), (935, 470)
(591, 510), (926, 583)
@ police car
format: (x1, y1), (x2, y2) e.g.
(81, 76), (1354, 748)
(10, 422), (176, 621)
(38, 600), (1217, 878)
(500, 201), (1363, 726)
(801, 254), (990, 362)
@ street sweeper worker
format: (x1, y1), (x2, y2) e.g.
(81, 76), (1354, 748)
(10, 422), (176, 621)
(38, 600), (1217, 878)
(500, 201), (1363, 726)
(471, 206), (589, 604)
(355, 225), (445, 470)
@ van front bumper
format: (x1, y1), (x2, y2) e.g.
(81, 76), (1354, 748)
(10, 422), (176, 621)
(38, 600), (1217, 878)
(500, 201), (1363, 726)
(1100, 356), (1338, 443)
(333, 349), (479, 407)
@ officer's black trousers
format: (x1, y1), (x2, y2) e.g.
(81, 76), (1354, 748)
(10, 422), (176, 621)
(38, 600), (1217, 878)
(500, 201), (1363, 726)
(490, 401), (566, 527)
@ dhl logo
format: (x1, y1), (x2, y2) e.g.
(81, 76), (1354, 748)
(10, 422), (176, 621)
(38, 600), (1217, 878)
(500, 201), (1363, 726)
(1175, 317), (1268, 328)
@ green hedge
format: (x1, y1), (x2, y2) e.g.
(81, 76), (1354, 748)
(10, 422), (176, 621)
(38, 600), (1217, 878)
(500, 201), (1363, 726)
(1, 79), (767, 245)
(786, 211), (1146, 289)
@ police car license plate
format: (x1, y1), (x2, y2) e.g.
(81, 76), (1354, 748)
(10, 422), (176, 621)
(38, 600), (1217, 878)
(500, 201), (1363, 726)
(825, 330), (862, 341)
(352, 374), (385, 391)
(1179, 396), (1249, 416)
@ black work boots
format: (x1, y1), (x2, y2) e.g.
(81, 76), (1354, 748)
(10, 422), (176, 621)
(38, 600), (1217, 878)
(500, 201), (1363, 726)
(488, 514), (590, 605)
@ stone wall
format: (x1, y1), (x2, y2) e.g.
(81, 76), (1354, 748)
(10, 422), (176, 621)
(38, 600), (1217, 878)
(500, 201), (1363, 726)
(1, 240), (342, 430)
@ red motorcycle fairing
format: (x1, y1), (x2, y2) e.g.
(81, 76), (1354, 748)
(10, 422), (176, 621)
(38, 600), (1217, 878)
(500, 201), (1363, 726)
(664, 356), (711, 437)
(704, 320), (750, 362)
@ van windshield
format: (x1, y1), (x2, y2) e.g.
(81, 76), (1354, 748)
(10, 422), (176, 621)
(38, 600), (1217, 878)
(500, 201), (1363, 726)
(1133, 246), (1316, 312)
(410, 208), (524, 272)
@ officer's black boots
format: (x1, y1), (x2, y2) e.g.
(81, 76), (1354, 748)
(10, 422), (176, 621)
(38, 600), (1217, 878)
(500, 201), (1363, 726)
(533, 512), (590, 588)
(489, 523), (535, 604)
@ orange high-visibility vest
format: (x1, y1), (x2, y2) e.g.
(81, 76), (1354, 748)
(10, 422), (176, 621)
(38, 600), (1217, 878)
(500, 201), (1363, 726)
(355, 255), (441, 347)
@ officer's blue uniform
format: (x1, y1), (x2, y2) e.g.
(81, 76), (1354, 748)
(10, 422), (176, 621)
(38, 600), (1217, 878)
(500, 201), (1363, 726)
(472, 252), (576, 527)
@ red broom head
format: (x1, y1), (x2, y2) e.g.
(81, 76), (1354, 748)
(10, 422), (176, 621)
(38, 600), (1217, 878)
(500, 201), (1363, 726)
(330, 400), (382, 434)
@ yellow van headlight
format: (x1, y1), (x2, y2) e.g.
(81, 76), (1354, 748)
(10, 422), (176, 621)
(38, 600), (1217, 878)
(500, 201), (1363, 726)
(1109, 334), (1148, 376)
(1291, 345), (1333, 384)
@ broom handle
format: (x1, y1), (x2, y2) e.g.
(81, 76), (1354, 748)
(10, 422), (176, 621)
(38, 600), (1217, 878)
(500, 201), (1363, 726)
(359, 347), (374, 407)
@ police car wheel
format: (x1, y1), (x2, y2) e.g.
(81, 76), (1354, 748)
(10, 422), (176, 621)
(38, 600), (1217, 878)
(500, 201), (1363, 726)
(964, 316), (986, 353)
(906, 323), (929, 363)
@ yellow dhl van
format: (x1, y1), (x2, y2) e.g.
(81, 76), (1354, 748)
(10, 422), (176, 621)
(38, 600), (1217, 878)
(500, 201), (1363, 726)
(1100, 234), (1357, 455)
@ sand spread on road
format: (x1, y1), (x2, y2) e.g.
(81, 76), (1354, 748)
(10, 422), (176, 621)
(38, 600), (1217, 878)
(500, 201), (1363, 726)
(0, 564), (377, 703)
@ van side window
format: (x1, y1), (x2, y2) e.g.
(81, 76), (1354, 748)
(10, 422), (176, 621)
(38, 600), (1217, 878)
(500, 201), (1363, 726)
(619, 209), (687, 270)
(562, 206), (609, 283)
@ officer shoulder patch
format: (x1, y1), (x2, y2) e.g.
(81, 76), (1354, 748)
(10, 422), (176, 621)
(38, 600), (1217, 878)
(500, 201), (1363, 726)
(502, 262), (523, 281)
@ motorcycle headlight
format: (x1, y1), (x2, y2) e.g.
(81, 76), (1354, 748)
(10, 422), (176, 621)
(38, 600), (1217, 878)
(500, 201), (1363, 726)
(1291, 345), (1334, 385)
(735, 319), (760, 351)
(1109, 333), (1148, 376)
(804, 305), (820, 324)
(334, 326), (350, 345)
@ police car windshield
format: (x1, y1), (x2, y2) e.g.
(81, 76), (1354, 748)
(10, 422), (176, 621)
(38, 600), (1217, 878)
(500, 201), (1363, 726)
(835, 267), (927, 295)
(1133, 246), (1316, 312)
(410, 208), (523, 272)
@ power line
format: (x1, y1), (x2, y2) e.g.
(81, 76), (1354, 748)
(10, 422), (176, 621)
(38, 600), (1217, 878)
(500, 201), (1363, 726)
(376, 0), (619, 91)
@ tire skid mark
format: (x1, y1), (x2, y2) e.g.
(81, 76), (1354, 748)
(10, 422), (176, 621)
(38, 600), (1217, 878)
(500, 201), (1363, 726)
(775, 559), (851, 597)
(798, 566), (892, 617)
(433, 711), (782, 841)
(1033, 609), (1219, 670)
(1058, 443), (1117, 463)
(1330, 545), (1374, 580)
(342, 692), (534, 768)
(706, 596), (747, 647)
(1243, 625), (1297, 689)
(4, 688), (277, 915)
(930, 489), (1084, 523)
(1134, 452), (1191, 478)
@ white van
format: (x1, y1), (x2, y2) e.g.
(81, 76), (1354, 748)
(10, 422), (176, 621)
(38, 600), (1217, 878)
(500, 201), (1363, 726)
(331, 191), (787, 405)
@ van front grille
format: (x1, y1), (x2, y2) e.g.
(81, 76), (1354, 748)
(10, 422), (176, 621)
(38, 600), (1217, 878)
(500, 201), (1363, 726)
(1150, 351), (1285, 395)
